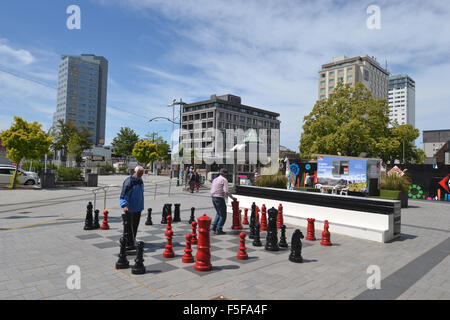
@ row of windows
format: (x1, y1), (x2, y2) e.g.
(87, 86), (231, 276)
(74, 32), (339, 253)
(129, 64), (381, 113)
(183, 103), (277, 120)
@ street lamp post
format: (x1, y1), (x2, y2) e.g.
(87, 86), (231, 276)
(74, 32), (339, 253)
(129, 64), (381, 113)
(169, 99), (187, 187)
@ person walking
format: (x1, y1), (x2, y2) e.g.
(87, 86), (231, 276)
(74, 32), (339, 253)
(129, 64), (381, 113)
(188, 169), (196, 193)
(210, 168), (237, 235)
(194, 169), (200, 192)
(120, 166), (145, 250)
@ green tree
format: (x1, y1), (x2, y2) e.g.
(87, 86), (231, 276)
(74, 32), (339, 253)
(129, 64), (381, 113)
(50, 120), (92, 162)
(380, 124), (425, 164)
(132, 139), (158, 168)
(0, 117), (53, 188)
(111, 127), (139, 159)
(145, 132), (171, 171)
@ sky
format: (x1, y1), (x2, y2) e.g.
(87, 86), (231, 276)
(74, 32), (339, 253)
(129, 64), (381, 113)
(1, 0), (449, 151)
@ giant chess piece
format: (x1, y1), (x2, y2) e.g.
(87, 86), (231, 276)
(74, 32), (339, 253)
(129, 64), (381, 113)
(252, 224), (263, 247)
(255, 206), (260, 226)
(261, 204), (268, 231)
(145, 208), (153, 226)
(277, 204), (284, 229)
(194, 215), (212, 271)
(242, 208), (249, 225)
(84, 202), (94, 230)
(320, 220), (332, 246)
(173, 203), (181, 223)
(249, 202), (257, 239)
(165, 215), (174, 237)
(132, 241), (146, 274)
(122, 213), (135, 251)
(188, 207), (195, 224)
(161, 204), (168, 224)
(265, 207), (279, 251)
(279, 224), (288, 248)
(191, 221), (198, 245)
(115, 237), (130, 269)
(289, 229), (304, 263)
(237, 232), (249, 260)
(182, 233), (194, 263)
(163, 229), (175, 258)
(306, 218), (316, 241)
(231, 200), (242, 230)
(101, 210), (110, 230)
(167, 204), (173, 219)
(93, 209), (100, 229)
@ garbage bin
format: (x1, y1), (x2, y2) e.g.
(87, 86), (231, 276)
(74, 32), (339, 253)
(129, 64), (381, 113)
(86, 173), (98, 187)
(40, 172), (55, 188)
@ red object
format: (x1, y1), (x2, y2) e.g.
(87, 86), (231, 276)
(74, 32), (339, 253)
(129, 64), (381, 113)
(194, 214), (212, 271)
(277, 204), (284, 229)
(231, 200), (243, 230)
(182, 233), (195, 263)
(191, 221), (198, 245)
(438, 174), (450, 193)
(255, 206), (260, 225)
(100, 210), (110, 230)
(237, 232), (248, 260)
(320, 220), (332, 246)
(163, 229), (175, 258)
(165, 215), (173, 237)
(242, 208), (249, 225)
(306, 218), (316, 241)
(261, 205), (267, 231)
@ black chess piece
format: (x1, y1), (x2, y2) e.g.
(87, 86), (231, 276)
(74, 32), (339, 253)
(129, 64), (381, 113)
(131, 241), (146, 275)
(93, 209), (100, 229)
(249, 202), (257, 239)
(289, 229), (304, 263)
(122, 213), (135, 251)
(279, 225), (288, 248)
(167, 203), (172, 218)
(115, 237), (130, 269)
(84, 202), (94, 230)
(173, 204), (181, 222)
(265, 207), (279, 251)
(252, 224), (263, 247)
(145, 208), (153, 225)
(161, 204), (168, 224)
(188, 207), (195, 224)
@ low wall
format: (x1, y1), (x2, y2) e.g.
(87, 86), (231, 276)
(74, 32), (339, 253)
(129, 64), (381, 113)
(230, 186), (401, 243)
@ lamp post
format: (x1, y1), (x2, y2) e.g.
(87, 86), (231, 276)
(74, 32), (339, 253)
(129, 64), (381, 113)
(169, 99), (187, 187)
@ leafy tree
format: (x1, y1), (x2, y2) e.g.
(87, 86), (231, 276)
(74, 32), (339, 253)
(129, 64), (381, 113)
(0, 117), (53, 188)
(379, 124), (425, 164)
(111, 127), (139, 159)
(145, 132), (171, 170)
(50, 120), (92, 162)
(132, 139), (158, 168)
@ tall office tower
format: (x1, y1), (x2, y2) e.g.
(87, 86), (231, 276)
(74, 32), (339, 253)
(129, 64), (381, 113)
(318, 55), (389, 100)
(388, 74), (415, 127)
(53, 54), (108, 146)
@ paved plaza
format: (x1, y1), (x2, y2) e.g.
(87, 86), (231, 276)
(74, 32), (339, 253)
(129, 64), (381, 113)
(0, 175), (449, 300)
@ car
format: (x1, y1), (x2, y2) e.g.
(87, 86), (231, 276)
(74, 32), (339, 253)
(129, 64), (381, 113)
(0, 165), (39, 185)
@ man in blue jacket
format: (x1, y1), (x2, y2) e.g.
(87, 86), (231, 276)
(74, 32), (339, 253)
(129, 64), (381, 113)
(120, 166), (145, 250)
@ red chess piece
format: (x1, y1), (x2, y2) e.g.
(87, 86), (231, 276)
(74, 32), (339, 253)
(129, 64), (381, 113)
(182, 233), (195, 263)
(261, 205), (268, 231)
(242, 208), (249, 225)
(163, 229), (175, 258)
(231, 200), (243, 230)
(277, 204), (284, 229)
(320, 220), (332, 246)
(165, 215), (173, 237)
(237, 232), (248, 260)
(194, 214), (212, 271)
(191, 221), (198, 245)
(306, 218), (316, 241)
(100, 210), (110, 230)
(255, 206), (260, 225)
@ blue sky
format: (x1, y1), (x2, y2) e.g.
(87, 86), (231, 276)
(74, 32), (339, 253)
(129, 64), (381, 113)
(1, 0), (450, 151)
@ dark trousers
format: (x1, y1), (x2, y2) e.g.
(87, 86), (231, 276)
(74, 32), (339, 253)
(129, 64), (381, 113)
(124, 211), (141, 244)
(212, 197), (227, 231)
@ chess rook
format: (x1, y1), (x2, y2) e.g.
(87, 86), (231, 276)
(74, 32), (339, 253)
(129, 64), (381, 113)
(320, 220), (332, 246)
(188, 207), (195, 224)
(306, 218), (316, 241)
(252, 224), (263, 247)
(237, 232), (249, 260)
(132, 241), (146, 274)
(100, 210), (110, 230)
(83, 202), (94, 230)
(191, 221), (198, 245)
(289, 229), (304, 263)
(194, 214), (212, 271)
(163, 229), (175, 258)
(182, 233), (194, 263)
(261, 205), (268, 231)
(231, 200), (242, 230)
(265, 207), (279, 251)
(279, 225), (288, 248)
(145, 208), (153, 225)
(115, 237), (130, 269)
(173, 203), (181, 222)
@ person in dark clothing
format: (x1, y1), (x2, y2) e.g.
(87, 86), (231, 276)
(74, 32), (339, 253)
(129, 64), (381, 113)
(194, 170), (200, 192)
(188, 169), (197, 193)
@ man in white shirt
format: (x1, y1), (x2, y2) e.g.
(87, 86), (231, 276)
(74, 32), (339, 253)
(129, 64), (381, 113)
(210, 168), (237, 235)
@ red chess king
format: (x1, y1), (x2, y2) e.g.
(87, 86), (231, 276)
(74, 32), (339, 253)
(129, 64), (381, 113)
(277, 204), (284, 229)
(261, 204), (268, 231)
(194, 214), (212, 271)
(182, 233), (195, 263)
(100, 210), (109, 230)
(191, 221), (198, 245)
(320, 220), (332, 246)
(242, 208), (249, 225)
(232, 200), (242, 230)
(237, 232), (248, 260)
(163, 229), (175, 258)
(306, 218), (316, 241)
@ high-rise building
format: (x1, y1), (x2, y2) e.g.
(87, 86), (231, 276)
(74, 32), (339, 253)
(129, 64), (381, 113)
(388, 74), (415, 127)
(318, 55), (389, 100)
(53, 54), (108, 146)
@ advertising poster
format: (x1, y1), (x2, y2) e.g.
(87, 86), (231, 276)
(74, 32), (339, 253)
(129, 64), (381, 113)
(317, 155), (367, 192)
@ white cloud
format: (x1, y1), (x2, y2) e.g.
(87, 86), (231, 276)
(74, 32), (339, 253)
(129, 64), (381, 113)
(0, 39), (35, 66)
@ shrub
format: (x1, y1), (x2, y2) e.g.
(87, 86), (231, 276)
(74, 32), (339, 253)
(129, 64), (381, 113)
(98, 164), (115, 174)
(118, 166), (128, 174)
(380, 172), (411, 193)
(22, 161), (56, 175)
(254, 173), (288, 189)
(56, 167), (83, 181)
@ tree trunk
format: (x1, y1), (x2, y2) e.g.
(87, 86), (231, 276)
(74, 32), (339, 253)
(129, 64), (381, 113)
(12, 164), (19, 189)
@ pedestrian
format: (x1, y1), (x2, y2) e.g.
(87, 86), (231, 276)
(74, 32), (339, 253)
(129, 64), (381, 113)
(210, 168), (237, 235)
(119, 166), (145, 249)
(188, 169), (196, 193)
(194, 169), (200, 192)
(253, 169), (259, 184)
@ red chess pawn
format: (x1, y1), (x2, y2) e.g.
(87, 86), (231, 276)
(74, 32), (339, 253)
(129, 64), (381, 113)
(182, 233), (195, 263)
(191, 221), (198, 245)
(306, 218), (316, 241)
(163, 229), (175, 258)
(165, 215), (173, 237)
(320, 220), (332, 246)
(242, 208), (249, 225)
(100, 210), (110, 230)
(277, 204), (284, 229)
(231, 200), (243, 230)
(237, 232), (248, 260)
(255, 206), (260, 225)
(260, 205), (268, 231)
(194, 214), (212, 271)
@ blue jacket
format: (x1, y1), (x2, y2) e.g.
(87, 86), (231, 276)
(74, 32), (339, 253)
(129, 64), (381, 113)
(120, 175), (144, 213)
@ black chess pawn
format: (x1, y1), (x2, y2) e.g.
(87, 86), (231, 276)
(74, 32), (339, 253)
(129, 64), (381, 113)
(265, 207), (279, 251)
(115, 237), (130, 269)
(188, 207), (195, 224)
(145, 208), (153, 225)
(131, 241), (146, 275)
(122, 213), (135, 251)
(252, 224), (263, 247)
(84, 202), (94, 230)
(249, 202), (257, 239)
(289, 229), (304, 263)
(173, 203), (181, 222)
(279, 225), (288, 248)
(93, 209), (100, 229)
(161, 204), (168, 224)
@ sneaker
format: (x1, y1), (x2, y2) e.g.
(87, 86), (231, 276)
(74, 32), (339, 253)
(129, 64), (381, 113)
(211, 226), (217, 232)
(216, 230), (226, 235)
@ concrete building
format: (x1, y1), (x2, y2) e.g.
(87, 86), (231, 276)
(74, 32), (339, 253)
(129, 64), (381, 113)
(318, 55), (389, 100)
(423, 129), (450, 164)
(52, 54), (108, 146)
(388, 74), (415, 127)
